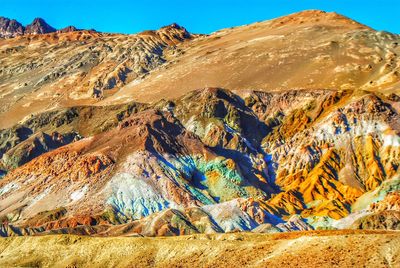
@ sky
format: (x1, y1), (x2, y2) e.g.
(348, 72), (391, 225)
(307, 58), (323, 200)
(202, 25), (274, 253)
(2, 0), (400, 34)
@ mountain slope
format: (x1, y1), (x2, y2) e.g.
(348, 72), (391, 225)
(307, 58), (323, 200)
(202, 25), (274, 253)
(2, 10), (400, 128)
(107, 10), (400, 103)
(0, 23), (193, 127)
(0, 10), (399, 237)
(0, 88), (399, 235)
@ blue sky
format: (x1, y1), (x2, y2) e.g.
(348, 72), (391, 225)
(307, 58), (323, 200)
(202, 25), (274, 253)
(2, 0), (399, 34)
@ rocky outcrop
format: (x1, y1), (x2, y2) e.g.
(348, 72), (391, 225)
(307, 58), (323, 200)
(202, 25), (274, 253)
(57, 26), (79, 33)
(0, 17), (24, 38)
(0, 87), (399, 236)
(350, 188), (400, 230)
(0, 17), (86, 38)
(0, 22), (194, 124)
(353, 210), (400, 230)
(0, 17), (58, 38)
(1, 131), (79, 170)
(0, 102), (147, 173)
(24, 18), (56, 34)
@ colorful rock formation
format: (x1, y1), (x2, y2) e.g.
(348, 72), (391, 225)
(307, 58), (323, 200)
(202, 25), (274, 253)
(0, 10), (399, 236)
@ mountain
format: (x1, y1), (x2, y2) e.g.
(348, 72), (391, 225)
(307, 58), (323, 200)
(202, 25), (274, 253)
(0, 16), (83, 38)
(111, 10), (399, 103)
(57, 25), (80, 33)
(0, 87), (399, 235)
(25, 18), (56, 34)
(0, 10), (399, 237)
(0, 22), (194, 127)
(1, 10), (399, 127)
(0, 17), (24, 38)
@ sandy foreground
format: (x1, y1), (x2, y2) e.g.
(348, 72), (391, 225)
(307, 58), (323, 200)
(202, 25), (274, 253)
(0, 230), (398, 268)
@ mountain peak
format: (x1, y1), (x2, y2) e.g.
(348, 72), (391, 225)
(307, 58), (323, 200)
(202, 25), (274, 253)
(271, 9), (370, 30)
(0, 16), (25, 38)
(32, 17), (46, 23)
(25, 17), (56, 34)
(139, 23), (192, 44)
(57, 25), (79, 33)
(157, 23), (191, 41)
(162, 23), (185, 30)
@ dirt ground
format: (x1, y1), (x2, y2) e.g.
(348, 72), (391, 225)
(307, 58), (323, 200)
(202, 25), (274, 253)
(0, 230), (398, 267)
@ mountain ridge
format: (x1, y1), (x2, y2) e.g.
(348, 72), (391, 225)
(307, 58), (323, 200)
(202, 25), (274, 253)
(0, 16), (90, 38)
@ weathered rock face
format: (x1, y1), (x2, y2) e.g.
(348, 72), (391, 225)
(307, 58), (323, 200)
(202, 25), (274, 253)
(0, 10), (399, 237)
(251, 91), (400, 221)
(113, 10), (400, 105)
(1, 131), (79, 170)
(57, 26), (79, 33)
(0, 17), (59, 38)
(2, 10), (400, 129)
(25, 18), (56, 35)
(0, 17), (24, 38)
(345, 178), (400, 230)
(0, 22), (194, 127)
(0, 87), (399, 236)
(0, 102), (147, 173)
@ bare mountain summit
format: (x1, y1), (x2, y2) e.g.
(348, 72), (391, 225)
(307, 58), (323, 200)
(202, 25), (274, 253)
(24, 18), (56, 34)
(0, 16), (82, 38)
(0, 17), (24, 38)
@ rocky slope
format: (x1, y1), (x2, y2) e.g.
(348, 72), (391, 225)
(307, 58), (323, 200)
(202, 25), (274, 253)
(0, 22), (193, 127)
(0, 10), (399, 237)
(2, 10), (400, 128)
(0, 87), (399, 236)
(109, 10), (400, 103)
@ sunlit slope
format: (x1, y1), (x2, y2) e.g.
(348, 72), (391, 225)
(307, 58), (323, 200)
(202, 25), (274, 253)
(110, 10), (400, 103)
